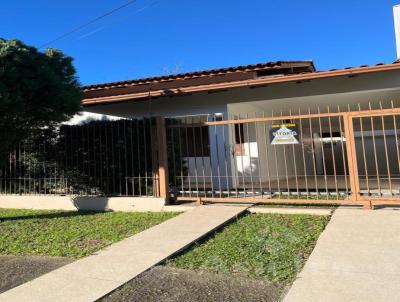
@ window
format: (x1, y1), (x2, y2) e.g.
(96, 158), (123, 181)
(234, 123), (245, 155)
(234, 123), (244, 144)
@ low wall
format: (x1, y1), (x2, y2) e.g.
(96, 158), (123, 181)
(0, 195), (166, 212)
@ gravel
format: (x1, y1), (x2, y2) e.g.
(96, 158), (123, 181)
(0, 255), (72, 294)
(100, 266), (280, 302)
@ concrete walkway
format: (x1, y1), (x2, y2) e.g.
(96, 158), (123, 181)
(284, 207), (400, 302)
(248, 206), (333, 216)
(0, 205), (249, 302)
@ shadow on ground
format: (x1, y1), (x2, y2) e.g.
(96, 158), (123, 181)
(100, 266), (279, 302)
(0, 255), (73, 294)
(0, 210), (101, 222)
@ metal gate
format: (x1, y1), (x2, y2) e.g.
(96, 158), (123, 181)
(166, 107), (400, 208)
(348, 108), (400, 207)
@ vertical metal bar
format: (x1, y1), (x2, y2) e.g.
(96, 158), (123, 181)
(177, 124), (185, 197)
(327, 106), (339, 199)
(198, 119), (207, 197)
(391, 101), (400, 178)
(8, 150), (11, 194)
(380, 102), (393, 195)
(298, 108), (309, 198)
(148, 118), (156, 196)
(68, 126), (73, 194)
(38, 141), (42, 194)
(117, 121), (122, 195)
(67, 126), (73, 194)
(317, 107), (329, 198)
(271, 110), (281, 198)
(14, 147), (16, 194)
(17, 143), (21, 194)
(237, 116), (247, 197)
(130, 120), (136, 196)
(337, 106), (349, 195)
(206, 115), (215, 198)
(105, 122), (110, 195)
(123, 120), (128, 196)
(184, 118), (192, 196)
(98, 122), (103, 195)
(308, 109), (319, 195)
(369, 102), (382, 196)
(109, 122), (116, 194)
(170, 120), (178, 189)
(221, 121), (231, 197)
(228, 121), (239, 197)
(23, 142), (26, 194)
(52, 133), (57, 195)
(289, 109), (300, 197)
(262, 112), (272, 195)
(254, 120), (263, 197)
(86, 124), (92, 195)
(143, 118), (149, 196)
(214, 120), (223, 198)
(357, 104), (370, 196)
(191, 117), (200, 198)
(81, 125), (87, 195)
(280, 111), (290, 196)
(92, 123), (97, 194)
(245, 115), (254, 197)
(135, 119), (142, 196)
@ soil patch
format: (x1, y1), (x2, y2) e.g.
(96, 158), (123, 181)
(0, 255), (72, 293)
(100, 266), (280, 302)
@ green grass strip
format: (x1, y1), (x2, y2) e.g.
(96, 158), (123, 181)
(0, 209), (179, 258)
(168, 213), (329, 288)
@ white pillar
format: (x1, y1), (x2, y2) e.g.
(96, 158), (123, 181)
(393, 5), (400, 59)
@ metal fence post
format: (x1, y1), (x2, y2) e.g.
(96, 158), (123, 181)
(342, 113), (362, 206)
(156, 117), (170, 203)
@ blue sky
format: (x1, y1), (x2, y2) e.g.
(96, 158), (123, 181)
(1, 0), (399, 85)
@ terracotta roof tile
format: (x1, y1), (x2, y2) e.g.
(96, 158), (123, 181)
(83, 60), (315, 91)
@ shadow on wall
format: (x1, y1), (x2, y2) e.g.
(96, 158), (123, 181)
(71, 196), (111, 212)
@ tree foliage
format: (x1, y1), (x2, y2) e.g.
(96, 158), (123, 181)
(0, 38), (82, 163)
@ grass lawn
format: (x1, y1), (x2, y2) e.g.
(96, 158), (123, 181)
(167, 213), (329, 291)
(0, 209), (179, 258)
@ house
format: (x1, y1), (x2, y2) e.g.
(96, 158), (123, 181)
(1, 57), (400, 210)
(79, 59), (400, 207)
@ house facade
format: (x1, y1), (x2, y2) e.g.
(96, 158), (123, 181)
(1, 60), (400, 209)
(79, 61), (400, 207)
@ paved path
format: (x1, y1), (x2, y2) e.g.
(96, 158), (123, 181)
(248, 206), (333, 216)
(0, 205), (249, 302)
(284, 207), (400, 302)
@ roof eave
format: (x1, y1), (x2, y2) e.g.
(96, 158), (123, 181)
(82, 63), (400, 106)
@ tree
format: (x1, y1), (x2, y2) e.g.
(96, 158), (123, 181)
(0, 39), (82, 164)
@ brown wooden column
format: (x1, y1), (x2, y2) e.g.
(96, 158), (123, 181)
(155, 116), (169, 203)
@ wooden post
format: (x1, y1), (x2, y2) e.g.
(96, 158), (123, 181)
(363, 200), (374, 210)
(156, 117), (169, 203)
(343, 113), (361, 204)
